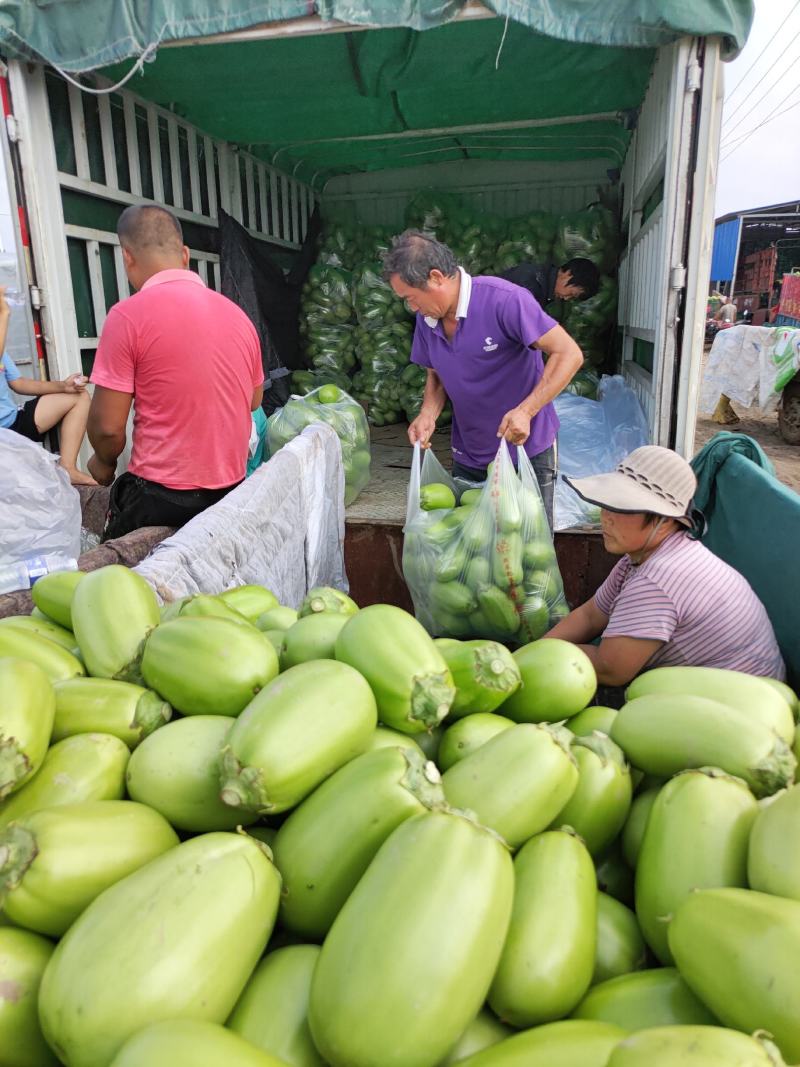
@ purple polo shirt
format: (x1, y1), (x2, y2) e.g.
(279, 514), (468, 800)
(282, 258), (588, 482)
(410, 272), (559, 469)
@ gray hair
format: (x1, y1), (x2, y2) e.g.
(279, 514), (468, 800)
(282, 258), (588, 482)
(382, 229), (458, 287)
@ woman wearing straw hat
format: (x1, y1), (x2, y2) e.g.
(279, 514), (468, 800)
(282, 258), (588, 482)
(545, 445), (785, 687)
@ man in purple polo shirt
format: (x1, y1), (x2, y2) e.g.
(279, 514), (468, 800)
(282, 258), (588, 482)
(383, 230), (583, 528)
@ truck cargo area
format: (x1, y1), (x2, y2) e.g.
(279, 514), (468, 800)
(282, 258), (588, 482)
(3, 8), (724, 461)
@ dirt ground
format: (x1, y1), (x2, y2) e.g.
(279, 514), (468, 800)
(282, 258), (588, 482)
(694, 346), (800, 493)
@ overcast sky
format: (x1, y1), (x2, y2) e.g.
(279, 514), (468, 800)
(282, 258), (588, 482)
(714, 0), (800, 217)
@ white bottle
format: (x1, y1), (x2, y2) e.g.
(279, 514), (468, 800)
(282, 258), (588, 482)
(0, 554), (78, 595)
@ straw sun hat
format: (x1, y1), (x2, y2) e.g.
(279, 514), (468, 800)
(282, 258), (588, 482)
(563, 445), (697, 527)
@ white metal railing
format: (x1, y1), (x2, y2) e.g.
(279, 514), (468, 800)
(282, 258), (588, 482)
(64, 223), (221, 349)
(6, 61), (315, 384)
(59, 73), (313, 248)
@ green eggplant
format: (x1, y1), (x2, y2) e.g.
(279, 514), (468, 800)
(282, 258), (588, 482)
(634, 768), (757, 964)
(362, 726), (426, 759)
(569, 707), (618, 737)
(0, 630), (83, 684)
(218, 585), (280, 622)
(669, 887), (800, 1062)
(0, 927), (59, 1067)
(552, 733), (632, 856)
(439, 1011), (512, 1066)
(457, 1020), (626, 1067)
(0, 615), (78, 653)
(572, 968), (717, 1030)
(109, 1019), (288, 1066)
(620, 787), (659, 869)
(141, 617), (279, 717)
(334, 605), (455, 734)
(748, 783), (800, 900)
(500, 640), (596, 723)
(606, 1026), (783, 1066)
(437, 713), (515, 772)
(593, 892), (646, 985)
(70, 565), (160, 680)
(0, 733), (129, 830)
(220, 660), (377, 814)
(30, 569), (85, 629)
(280, 614), (348, 669)
(626, 665), (795, 745)
(272, 747), (444, 938)
(52, 677), (171, 749)
(39, 832), (282, 1067)
(228, 945), (324, 1066)
(442, 723), (578, 849)
(434, 639), (521, 717)
(309, 811), (514, 1067)
(0, 801), (179, 936)
(610, 694), (795, 798)
(126, 716), (257, 832)
(297, 587), (357, 618)
(0, 659), (54, 799)
(489, 830), (597, 1027)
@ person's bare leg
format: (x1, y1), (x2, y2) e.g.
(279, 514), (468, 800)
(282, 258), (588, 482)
(34, 392), (97, 485)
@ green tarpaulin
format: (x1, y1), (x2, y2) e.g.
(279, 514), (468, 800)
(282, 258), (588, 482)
(692, 432), (800, 686)
(0, 2), (753, 72)
(0, 3), (753, 182)
(96, 22), (654, 182)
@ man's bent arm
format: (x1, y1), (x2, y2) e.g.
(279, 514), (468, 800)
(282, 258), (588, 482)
(88, 385), (132, 466)
(251, 384), (264, 412)
(520, 324), (583, 418)
(421, 368), (447, 419)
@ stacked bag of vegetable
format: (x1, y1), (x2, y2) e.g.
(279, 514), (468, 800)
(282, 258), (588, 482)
(491, 211), (556, 274)
(552, 204), (620, 275)
(403, 441), (568, 643)
(267, 384), (370, 505)
(298, 263), (356, 381)
(405, 190), (557, 276)
(350, 264), (416, 426)
(1, 556), (799, 1067)
(559, 276), (619, 368)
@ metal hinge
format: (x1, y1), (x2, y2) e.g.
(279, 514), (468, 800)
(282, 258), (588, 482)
(686, 60), (701, 93)
(30, 286), (43, 310)
(5, 114), (19, 143)
(670, 265), (687, 290)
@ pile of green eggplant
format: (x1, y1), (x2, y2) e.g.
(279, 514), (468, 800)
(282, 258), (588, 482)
(1, 563), (799, 1067)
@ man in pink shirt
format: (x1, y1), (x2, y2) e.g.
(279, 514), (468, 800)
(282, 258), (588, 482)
(87, 205), (263, 540)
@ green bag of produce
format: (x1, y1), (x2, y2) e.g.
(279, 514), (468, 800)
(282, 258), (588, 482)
(268, 386), (371, 506)
(290, 368), (353, 396)
(351, 320), (415, 427)
(353, 265), (413, 331)
(553, 205), (620, 274)
(491, 211), (557, 273)
(403, 441), (567, 643)
(562, 276), (618, 367)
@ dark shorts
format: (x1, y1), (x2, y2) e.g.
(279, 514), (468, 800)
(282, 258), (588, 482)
(102, 471), (241, 543)
(9, 397), (45, 442)
(451, 441), (558, 533)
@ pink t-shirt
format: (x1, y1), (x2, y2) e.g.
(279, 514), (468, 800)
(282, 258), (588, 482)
(594, 531), (785, 679)
(92, 270), (263, 489)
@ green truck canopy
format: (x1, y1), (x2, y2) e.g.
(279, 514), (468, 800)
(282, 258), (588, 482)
(0, 2), (753, 180)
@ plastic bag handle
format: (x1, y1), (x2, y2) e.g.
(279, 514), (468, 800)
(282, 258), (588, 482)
(405, 441), (423, 528)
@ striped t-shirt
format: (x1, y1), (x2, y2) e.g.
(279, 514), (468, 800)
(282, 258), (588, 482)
(594, 531), (785, 679)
